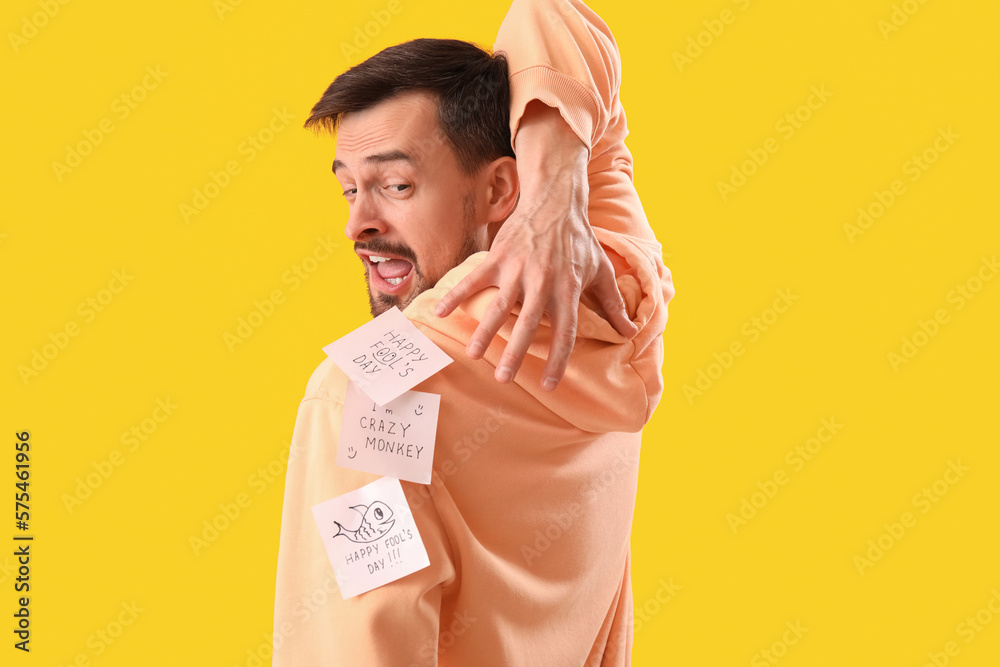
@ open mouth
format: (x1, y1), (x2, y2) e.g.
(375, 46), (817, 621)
(359, 252), (415, 295)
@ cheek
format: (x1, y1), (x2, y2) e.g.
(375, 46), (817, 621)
(413, 200), (458, 256)
(407, 180), (476, 277)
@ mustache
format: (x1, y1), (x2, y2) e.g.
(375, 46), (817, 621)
(354, 239), (420, 273)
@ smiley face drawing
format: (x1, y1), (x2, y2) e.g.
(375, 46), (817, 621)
(347, 446), (358, 459)
(414, 404), (424, 416)
(332, 501), (395, 543)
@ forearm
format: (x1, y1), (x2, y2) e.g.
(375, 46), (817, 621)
(515, 100), (588, 186)
(511, 100), (590, 236)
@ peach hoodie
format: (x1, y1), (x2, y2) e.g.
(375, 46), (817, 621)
(272, 1), (674, 664)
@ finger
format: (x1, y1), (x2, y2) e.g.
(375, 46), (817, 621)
(465, 287), (520, 359)
(590, 261), (637, 339)
(434, 261), (498, 318)
(494, 294), (548, 384)
(540, 298), (578, 391)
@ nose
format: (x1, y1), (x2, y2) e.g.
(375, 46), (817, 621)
(344, 189), (387, 242)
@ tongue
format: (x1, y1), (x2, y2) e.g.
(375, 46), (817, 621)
(375, 258), (412, 279)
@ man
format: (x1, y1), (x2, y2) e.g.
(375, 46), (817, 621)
(273, 1), (673, 664)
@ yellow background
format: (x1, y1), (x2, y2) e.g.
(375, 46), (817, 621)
(3, 0), (998, 665)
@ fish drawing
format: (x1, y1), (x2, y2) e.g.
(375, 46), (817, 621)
(333, 501), (395, 543)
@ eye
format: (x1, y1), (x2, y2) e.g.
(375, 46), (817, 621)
(342, 188), (357, 198)
(374, 507), (384, 520)
(387, 184), (410, 193)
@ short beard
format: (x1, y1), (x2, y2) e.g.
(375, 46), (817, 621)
(364, 191), (481, 318)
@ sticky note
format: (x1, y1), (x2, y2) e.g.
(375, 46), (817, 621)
(322, 306), (452, 406)
(338, 380), (440, 485)
(311, 477), (430, 600)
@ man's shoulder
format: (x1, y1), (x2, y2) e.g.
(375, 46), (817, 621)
(403, 252), (490, 342)
(301, 354), (349, 403)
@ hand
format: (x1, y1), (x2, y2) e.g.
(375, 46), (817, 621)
(434, 102), (637, 391)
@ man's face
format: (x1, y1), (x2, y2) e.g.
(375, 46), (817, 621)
(333, 91), (487, 317)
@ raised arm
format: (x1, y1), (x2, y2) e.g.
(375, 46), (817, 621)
(434, 0), (639, 391)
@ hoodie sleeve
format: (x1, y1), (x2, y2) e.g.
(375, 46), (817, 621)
(405, 0), (672, 429)
(272, 358), (457, 666)
(496, 0), (667, 249)
(495, 0), (622, 155)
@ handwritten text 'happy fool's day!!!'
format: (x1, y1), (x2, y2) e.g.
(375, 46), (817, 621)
(312, 477), (430, 599)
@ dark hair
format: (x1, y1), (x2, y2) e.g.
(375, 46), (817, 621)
(304, 38), (515, 174)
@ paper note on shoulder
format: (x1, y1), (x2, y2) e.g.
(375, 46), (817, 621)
(312, 476), (430, 600)
(339, 380), (440, 484)
(322, 306), (452, 405)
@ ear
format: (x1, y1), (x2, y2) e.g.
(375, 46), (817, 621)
(482, 156), (520, 224)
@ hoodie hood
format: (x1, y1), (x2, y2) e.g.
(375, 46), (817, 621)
(405, 227), (673, 434)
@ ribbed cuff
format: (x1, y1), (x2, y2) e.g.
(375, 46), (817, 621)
(508, 65), (600, 158)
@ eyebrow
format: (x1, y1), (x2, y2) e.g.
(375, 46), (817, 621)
(332, 150), (415, 173)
